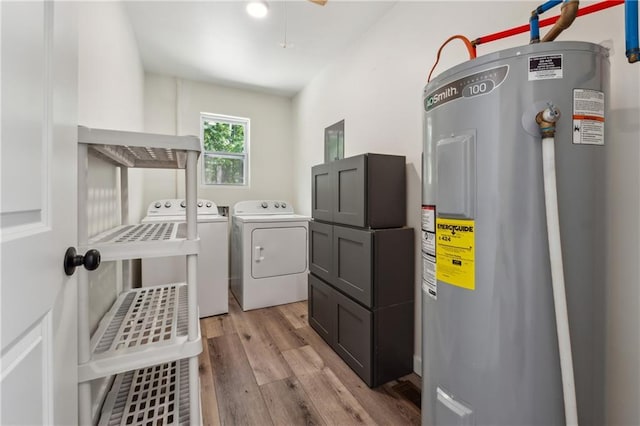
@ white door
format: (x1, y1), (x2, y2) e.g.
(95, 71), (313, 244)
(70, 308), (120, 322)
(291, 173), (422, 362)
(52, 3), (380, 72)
(251, 226), (308, 278)
(1, 2), (78, 424)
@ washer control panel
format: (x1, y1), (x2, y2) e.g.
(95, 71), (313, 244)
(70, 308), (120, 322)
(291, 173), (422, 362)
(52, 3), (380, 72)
(146, 199), (219, 216)
(233, 200), (294, 215)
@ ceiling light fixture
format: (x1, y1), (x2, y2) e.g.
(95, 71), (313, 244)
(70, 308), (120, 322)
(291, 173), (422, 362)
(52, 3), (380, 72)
(246, 1), (269, 19)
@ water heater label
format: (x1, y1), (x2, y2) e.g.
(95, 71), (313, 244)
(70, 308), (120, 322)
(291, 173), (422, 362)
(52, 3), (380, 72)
(422, 205), (436, 256)
(572, 89), (605, 145)
(424, 65), (508, 112)
(436, 218), (475, 290)
(528, 54), (563, 80)
(422, 231), (436, 256)
(422, 205), (435, 232)
(422, 206), (437, 299)
(422, 253), (437, 300)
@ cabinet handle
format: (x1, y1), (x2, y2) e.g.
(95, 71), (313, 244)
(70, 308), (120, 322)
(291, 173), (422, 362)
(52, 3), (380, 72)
(254, 246), (264, 262)
(63, 247), (101, 276)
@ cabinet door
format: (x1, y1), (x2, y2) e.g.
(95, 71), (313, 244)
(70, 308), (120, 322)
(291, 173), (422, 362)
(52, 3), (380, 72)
(334, 289), (372, 386)
(308, 274), (335, 345)
(311, 163), (333, 222)
(333, 225), (372, 307)
(333, 155), (366, 227)
(309, 221), (333, 283)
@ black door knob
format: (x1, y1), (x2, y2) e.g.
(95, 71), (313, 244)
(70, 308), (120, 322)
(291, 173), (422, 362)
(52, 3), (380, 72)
(64, 247), (101, 276)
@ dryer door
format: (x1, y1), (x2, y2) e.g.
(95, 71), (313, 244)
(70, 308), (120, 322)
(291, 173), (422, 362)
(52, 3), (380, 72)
(251, 226), (307, 278)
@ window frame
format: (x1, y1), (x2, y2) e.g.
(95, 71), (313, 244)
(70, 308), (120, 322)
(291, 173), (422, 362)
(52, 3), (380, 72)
(199, 112), (250, 187)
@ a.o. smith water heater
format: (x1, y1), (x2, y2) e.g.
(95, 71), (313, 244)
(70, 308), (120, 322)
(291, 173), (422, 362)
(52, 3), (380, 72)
(421, 41), (609, 425)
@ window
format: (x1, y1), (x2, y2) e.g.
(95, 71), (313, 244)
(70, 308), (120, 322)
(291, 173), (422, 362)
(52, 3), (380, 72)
(200, 113), (249, 186)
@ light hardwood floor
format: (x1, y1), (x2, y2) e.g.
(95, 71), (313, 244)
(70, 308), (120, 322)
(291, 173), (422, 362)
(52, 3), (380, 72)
(199, 296), (422, 425)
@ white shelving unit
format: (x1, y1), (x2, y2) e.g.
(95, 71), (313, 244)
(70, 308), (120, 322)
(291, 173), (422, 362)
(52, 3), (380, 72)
(77, 126), (202, 425)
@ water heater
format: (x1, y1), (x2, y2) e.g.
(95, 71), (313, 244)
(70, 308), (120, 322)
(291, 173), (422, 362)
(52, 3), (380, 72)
(421, 41), (609, 425)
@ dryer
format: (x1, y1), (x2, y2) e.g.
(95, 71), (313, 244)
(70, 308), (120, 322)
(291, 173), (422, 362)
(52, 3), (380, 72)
(230, 200), (310, 311)
(141, 198), (228, 317)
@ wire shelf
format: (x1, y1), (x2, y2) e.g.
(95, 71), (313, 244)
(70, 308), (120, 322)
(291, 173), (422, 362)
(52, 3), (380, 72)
(78, 284), (201, 382)
(78, 126), (201, 169)
(98, 359), (192, 426)
(85, 223), (199, 261)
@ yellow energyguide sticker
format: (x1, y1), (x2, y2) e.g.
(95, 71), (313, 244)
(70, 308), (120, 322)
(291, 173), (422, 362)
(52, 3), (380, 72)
(436, 217), (475, 290)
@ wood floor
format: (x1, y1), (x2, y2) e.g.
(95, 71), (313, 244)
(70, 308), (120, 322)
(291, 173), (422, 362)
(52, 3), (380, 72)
(198, 296), (422, 425)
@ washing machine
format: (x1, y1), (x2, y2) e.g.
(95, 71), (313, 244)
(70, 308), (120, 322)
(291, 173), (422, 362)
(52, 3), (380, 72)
(230, 200), (310, 311)
(141, 198), (228, 317)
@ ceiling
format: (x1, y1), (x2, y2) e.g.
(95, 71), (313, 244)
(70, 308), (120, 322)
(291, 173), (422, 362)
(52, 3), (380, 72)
(124, 1), (397, 97)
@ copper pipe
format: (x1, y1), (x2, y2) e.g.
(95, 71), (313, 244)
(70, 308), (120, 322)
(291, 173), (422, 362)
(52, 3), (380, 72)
(536, 104), (561, 138)
(472, 1), (623, 48)
(542, 0), (579, 42)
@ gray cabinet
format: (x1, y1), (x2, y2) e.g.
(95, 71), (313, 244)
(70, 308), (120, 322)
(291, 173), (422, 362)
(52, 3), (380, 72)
(309, 153), (414, 388)
(308, 222), (414, 387)
(311, 153), (406, 228)
(308, 273), (413, 387)
(310, 222), (414, 308)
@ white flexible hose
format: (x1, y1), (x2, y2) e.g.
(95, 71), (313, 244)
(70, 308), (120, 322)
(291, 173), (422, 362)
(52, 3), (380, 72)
(542, 135), (579, 426)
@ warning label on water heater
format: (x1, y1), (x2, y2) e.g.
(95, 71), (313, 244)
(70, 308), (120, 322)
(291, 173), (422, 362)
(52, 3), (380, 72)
(436, 218), (475, 290)
(528, 54), (563, 81)
(422, 205), (437, 299)
(422, 253), (437, 300)
(573, 89), (605, 145)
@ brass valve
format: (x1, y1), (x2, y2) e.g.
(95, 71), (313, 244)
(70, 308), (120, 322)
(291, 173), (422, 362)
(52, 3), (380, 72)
(536, 103), (561, 138)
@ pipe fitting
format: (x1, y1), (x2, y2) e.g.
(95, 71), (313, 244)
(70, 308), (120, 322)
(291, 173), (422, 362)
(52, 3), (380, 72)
(530, 10), (541, 43)
(542, 0), (579, 42)
(536, 104), (561, 137)
(626, 0), (639, 64)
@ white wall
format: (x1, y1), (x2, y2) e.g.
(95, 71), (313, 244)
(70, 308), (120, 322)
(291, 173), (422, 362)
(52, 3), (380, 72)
(144, 74), (294, 211)
(141, 74), (180, 207)
(78, 2), (145, 418)
(79, 1), (146, 225)
(291, 2), (639, 424)
(78, 0), (144, 338)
